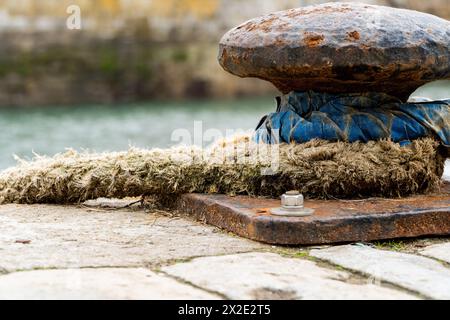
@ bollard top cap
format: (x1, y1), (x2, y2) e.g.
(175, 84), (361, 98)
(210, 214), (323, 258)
(218, 2), (450, 100)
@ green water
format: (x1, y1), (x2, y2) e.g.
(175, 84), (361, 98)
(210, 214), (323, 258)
(0, 97), (274, 170)
(0, 81), (449, 172)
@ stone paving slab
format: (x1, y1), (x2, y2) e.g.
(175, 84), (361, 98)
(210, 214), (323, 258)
(311, 245), (450, 300)
(420, 243), (450, 264)
(162, 252), (417, 300)
(0, 204), (265, 272)
(0, 268), (219, 300)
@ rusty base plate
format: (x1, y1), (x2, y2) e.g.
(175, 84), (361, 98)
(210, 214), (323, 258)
(171, 182), (450, 245)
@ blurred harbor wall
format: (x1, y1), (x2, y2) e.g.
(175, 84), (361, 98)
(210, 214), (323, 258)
(0, 0), (447, 106)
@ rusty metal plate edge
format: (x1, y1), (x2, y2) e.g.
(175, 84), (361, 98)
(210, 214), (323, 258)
(172, 192), (450, 245)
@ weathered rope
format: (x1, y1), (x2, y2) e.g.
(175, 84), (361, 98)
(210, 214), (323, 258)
(0, 136), (445, 204)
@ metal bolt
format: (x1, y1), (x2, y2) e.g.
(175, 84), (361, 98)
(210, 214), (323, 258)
(282, 190), (304, 208)
(270, 190), (314, 217)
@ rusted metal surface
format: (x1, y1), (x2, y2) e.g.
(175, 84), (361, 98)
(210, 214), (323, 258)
(171, 182), (450, 245)
(218, 2), (450, 100)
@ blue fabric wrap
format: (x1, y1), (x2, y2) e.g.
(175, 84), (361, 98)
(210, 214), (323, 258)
(255, 91), (450, 148)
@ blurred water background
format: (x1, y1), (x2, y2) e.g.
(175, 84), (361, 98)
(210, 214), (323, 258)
(0, 97), (274, 169)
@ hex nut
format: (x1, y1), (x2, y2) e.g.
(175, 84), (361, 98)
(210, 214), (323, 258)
(281, 191), (304, 208)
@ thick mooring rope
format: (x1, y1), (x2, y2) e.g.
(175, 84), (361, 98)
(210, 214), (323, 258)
(0, 135), (445, 204)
